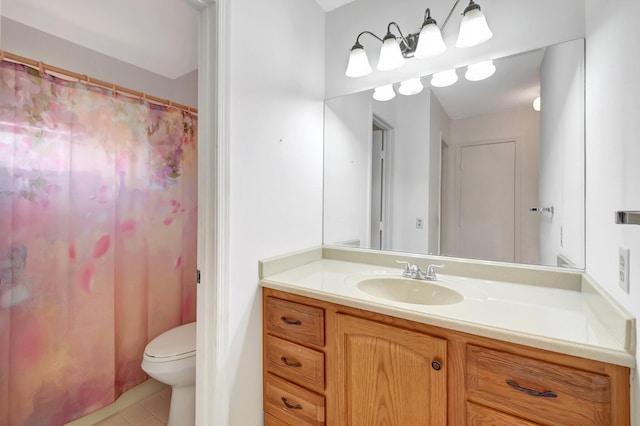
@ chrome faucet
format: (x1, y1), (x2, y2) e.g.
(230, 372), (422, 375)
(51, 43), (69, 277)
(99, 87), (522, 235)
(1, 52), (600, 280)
(396, 260), (421, 279)
(395, 261), (444, 281)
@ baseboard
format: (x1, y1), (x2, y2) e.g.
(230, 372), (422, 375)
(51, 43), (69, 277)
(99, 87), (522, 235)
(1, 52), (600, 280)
(64, 379), (167, 426)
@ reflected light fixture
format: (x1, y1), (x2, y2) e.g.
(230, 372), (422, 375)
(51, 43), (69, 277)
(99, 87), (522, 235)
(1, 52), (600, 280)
(399, 78), (424, 96)
(465, 60), (496, 81)
(533, 96), (541, 111)
(373, 84), (396, 101)
(456, 0), (493, 48)
(345, 0), (493, 78)
(431, 69), (458, 87)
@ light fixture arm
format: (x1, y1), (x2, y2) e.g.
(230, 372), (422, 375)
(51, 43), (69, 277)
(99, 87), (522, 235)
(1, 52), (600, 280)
(353, 30), (383, 46)
(386, 22), (415, 50)
(441, 0), (463, 31)
(421, 8), (436, 25)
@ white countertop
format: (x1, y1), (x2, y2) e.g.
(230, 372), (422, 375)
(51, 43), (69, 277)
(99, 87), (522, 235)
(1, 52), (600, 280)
(260, 254), (635, 368)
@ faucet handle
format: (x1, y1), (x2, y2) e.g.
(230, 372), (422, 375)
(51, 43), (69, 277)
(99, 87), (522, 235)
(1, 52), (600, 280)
(395, 260), (412, 275)
(425, 264), (444, 280)
(427, 264), (444, 273)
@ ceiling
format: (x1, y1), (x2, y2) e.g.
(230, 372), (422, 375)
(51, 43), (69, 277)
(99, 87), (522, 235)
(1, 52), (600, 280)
(314, 0), (357, 12)
(1, 0), (199, 79)
(0, 0), (356, 79)
(431, 48), (544, 120)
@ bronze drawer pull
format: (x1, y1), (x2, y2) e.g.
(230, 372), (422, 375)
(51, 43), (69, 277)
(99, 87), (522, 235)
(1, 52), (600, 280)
(280, 356), (302, 367)
(281, 397), (302, 409)
(506, 380), (558, 398)
(280, 316), (302, 325)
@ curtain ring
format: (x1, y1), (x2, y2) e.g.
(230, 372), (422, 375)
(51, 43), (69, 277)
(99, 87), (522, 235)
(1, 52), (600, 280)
(0, 51), (5, 62)
(38, 61), (45, 74)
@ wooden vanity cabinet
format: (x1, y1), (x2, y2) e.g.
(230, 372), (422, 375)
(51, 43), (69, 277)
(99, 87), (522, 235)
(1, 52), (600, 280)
(263, 296), (327, 425)
(262, 288), (631, 426)
(335, 314), (447, 425)
(466, 345), (615, 425)
(466, 402), (541, 426)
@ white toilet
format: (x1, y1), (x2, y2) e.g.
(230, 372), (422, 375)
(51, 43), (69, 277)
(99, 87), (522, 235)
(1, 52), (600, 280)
(141, 322), (196, 426)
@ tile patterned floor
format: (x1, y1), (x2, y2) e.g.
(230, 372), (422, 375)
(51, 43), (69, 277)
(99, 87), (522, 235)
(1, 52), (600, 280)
(94, 387), (171, 426)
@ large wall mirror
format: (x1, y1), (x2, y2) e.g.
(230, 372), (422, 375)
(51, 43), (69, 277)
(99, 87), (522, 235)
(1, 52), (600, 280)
(323, 38), (585, 269)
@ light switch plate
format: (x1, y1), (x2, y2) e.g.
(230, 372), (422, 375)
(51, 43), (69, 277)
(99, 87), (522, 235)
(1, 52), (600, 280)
(416, 217), (424, 229)
(619, 247), (630, 293)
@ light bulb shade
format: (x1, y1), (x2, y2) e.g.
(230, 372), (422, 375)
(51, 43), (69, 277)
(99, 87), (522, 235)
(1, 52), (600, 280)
(431, 69), (458, 88)
(377, 34), (406, 71)
(465, 60), (496, 81)
(533, 96), (541, 111)
(456, 3), (493, 48)
(415, 23), (447, 59)
(345, 44), (372, 78)
(373, 84), (396, 101)
(399, 78), (424, 96)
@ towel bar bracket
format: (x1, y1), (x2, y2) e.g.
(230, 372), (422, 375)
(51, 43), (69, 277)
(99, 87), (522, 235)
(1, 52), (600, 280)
(615, 211), (640, 225)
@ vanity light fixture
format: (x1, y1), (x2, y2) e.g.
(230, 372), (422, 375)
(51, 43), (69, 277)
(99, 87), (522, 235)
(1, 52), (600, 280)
(533, 96), (541, 111)
(345, 40), (373, 77)
(373, 84), (396, 101)
(465, 60), (496, 81)
(377, 25), (407, 71)
(456, 0), (493, 48)
(345, 0), (493, 78)
(399, 78), (424, 95)
(431, 69), (459, 87)
(414, 9), (447, 59)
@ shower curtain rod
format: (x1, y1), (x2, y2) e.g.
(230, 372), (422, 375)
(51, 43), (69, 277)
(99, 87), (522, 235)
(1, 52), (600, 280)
(0, 50), (198, 114)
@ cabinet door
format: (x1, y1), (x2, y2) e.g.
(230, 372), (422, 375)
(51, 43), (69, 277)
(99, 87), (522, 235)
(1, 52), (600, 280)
(335, 314), (447, 425)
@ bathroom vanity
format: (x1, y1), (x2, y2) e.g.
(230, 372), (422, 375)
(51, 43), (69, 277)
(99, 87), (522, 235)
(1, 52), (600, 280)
(260, 247), (634, 425)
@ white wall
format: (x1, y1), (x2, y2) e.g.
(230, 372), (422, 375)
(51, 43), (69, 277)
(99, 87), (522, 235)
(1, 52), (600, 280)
(0, 17), (198, 108)
(324, 90), (431, 253)
(446, 108), (540, 265)
(226, 0), (325, 424)
(429, 93), (450, 254)
(387, 92), (431, 253)
(325, 0), (585, 98)
(539, 39), (585, 268)
(585, 0), (640, 423)
(324, 91), (372, 246)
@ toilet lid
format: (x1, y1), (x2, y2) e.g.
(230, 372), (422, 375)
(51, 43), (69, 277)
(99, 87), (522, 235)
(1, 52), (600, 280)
(144, 322), (196, 360)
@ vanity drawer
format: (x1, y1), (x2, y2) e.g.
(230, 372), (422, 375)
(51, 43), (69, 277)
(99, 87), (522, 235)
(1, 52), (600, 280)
(266, 335), (325, 392)
(265, 412), (290, 426)
(265, 373), (325, 425)
(467, 402), (541, 425)
(466, 345), (612, 425)
(265, 297), (325, 347)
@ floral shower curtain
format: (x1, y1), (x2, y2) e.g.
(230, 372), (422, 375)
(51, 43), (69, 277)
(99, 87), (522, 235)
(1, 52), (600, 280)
(0, 61), (198, 425)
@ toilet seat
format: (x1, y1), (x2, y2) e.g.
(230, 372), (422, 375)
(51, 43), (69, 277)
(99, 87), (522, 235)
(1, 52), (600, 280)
(144, 322), (196, 362)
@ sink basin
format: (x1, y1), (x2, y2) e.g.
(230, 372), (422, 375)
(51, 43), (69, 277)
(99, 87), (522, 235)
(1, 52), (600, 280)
(357, 278), (463, 306)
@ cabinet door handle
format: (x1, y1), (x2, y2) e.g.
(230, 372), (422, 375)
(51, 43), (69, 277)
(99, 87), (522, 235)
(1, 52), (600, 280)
(280, 356), (302, 367)
(281, 397), (302, 409)
(280, 316), (302, 325)
(506, 380), (558, 398)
